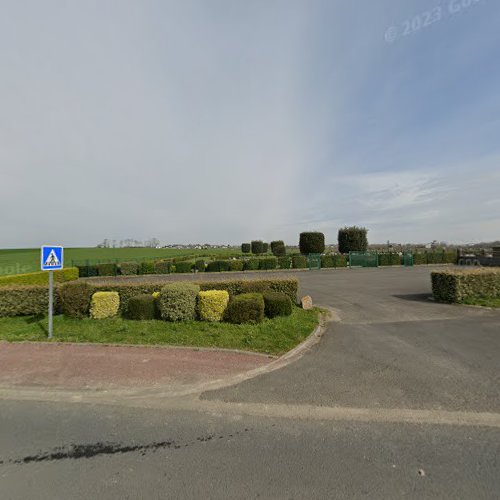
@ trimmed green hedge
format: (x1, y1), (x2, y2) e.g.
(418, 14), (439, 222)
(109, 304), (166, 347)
(259, 257), (277, 270)
(378, 253), (402, 266)
(77, 265), (98, 278)
(241, 243), (251, 254)
(292, 255), (307, 269)
(119, 262), (139, 275)
(206, 260), (231, 272)
(229, 260), (244, 272)
(139, 261), (156, 275)
(199, 278), (298, 303)
(60, 281), (95, 319)
(278, 256), (291, 269)
(0, 267), (79, 287)
(154, 260), (173, 274)
(271, 240), (286, 257)
(0, 285), (60, 317)
(174, 261), (193, 273)
(127, 294), (158, 320)
(96, 263), (118, 277)
(244, 258), (260, 271)
(195, 259), (206, 272)
(226, 293), (265, 324)
(431, 269), (500, 303)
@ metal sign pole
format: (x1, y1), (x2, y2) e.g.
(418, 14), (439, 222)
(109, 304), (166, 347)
(48, 270), (53, 339)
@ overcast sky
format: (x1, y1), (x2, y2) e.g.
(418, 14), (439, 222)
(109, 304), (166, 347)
(1, 0), (499, 248)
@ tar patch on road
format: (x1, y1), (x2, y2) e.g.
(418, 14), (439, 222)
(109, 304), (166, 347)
(1, 428), (251, 466)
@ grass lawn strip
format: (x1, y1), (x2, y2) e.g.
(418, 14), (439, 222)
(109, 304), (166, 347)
(0, 308), (320, 356)
(461, 297), (500, 308)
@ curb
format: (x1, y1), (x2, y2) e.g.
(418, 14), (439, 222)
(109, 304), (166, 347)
(0, 309), (334, 404)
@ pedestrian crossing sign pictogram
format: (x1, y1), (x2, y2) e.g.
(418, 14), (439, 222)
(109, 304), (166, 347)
(41, 246), (63, 271)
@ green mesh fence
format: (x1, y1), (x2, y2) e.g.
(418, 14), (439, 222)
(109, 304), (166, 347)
(349, 251), (379, 268)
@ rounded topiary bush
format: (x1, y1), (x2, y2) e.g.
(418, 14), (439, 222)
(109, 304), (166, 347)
(197, 290), (230, 322)
(263, 292), (292, 318)
(127, 294), (158, 320)
(60, 281), (95, 319)
(159, 282), (200, 321)
(337, 226), (368, 254)
(225, 293), (265, 324)
(241, 243), (251, 254)
(271, 240), (286, 257)
(299, 232), (325, 255)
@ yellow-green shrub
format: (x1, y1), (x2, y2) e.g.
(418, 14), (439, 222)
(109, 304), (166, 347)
(90, 291), (120, 319)
(0, 267), (79, 287)
(197, 290), (229, 322)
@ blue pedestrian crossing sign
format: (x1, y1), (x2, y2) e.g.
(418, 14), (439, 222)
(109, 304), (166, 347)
(41, 246), (64, 271)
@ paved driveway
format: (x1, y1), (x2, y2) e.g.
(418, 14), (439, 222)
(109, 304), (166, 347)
(203, 267), (500, 412)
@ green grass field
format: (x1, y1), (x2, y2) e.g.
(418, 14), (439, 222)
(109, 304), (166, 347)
(0, 247), (242, 276)
(461, 296), (500, 308)
(0, 308), (320, 355)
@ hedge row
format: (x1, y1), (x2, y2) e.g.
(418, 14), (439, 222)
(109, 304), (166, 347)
(0, 268), (79, 287)
(431, 269), (500, 303)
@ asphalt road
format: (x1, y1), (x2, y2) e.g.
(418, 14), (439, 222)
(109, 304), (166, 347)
(1, 267), (499, 499)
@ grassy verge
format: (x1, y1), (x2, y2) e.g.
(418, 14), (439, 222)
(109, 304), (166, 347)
(461, 297), (500, 308)
(0, 308), (320, 355)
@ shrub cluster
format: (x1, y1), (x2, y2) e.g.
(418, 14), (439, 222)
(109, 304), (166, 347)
(154, 260), (173, 274)
(320, 254), (347, 268)
(127, 294), (158, 320)
(338, 226), (368, 254)
(263, 292), (292, 318)
(299, 232), (325, 255)
(431, 269), (500, 303)
(159, 282), (200, 321)
(197, 290), (230, 322)
(90, 291), (120, 319)
(226, 293), (265, 324)
(0, 268), (79, 287)
(241, 243), (251, 254)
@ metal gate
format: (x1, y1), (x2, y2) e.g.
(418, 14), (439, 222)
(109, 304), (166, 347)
(349, 251), (379, 268)
(307, 253), (321, 270)
(403, 252), (414, 267)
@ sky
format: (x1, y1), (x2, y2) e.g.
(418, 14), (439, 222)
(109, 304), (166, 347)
(1, 0), (499, 248)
